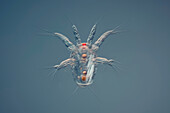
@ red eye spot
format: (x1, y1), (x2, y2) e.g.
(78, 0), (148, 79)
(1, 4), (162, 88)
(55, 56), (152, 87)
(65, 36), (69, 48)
(82, 43), (86, 46)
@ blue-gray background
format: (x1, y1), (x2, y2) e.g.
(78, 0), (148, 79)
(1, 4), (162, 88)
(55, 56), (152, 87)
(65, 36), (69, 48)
(1, 0), (170, 113)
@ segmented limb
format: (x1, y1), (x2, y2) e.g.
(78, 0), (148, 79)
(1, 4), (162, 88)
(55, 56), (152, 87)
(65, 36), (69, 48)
(72, 25), (81, 45)
(94, 57), (114, 65)
(54, 32), (76, 51)
(87, 24), (97, 46)
(92, 25), (120, 51)
(53, 58), (75, 70)
(39, 28), (76, 51)
(94, 57), (119, 72)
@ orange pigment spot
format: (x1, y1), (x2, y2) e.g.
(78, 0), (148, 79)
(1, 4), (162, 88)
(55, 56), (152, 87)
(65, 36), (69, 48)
(83, 71), (87, 75)
(81, 75), (86, 81)
(82, 54), (87, 58)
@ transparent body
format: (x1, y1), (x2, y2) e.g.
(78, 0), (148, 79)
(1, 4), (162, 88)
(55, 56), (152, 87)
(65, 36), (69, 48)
(51, 24), (120, 87)
(71, 43), (96, 86)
